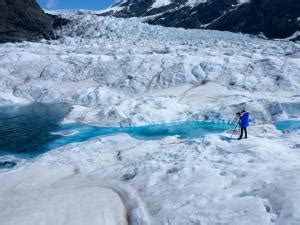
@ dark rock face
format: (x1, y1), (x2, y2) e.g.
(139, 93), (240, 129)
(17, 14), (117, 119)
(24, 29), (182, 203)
(206, 0), (300, 39)
(0, 0), (54, 43)
(47, 14), (70, 29)
(103, 0), (300, 39)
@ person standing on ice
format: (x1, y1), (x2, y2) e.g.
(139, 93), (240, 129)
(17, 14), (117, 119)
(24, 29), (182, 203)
(236, 109), (249, 140)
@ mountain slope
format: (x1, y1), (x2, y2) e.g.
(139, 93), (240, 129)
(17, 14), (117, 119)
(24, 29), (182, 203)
(102, 0), (300, 39)
(0, 0), (54, 43)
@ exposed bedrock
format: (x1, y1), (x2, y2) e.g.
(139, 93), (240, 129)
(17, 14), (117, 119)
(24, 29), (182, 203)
(0, 0), (69, 43)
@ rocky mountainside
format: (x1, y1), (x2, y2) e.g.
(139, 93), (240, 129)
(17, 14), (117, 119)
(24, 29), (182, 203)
(0, 0), (54, 43)
(102, 0), (300, 40)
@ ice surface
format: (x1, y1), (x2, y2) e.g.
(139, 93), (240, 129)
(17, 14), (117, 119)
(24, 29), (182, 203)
(0, 165), (128, 225)
(1, 126), (300, 224)
(0, 13), (299, 125)
(0, 11), (300, 225)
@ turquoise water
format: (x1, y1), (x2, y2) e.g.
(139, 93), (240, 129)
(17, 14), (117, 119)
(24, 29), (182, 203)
(34, 121), (233, 158)
(0, 103), (71, 158)
(1, 103), (299, 162)
(47, 121), (233, 151)
(274, 120), (300, 131)
(0, 103), (234, 160)
(0, 107), (233, 159)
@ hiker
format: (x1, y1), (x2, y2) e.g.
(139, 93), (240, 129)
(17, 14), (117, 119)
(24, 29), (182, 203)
(236, 109), (249, 140)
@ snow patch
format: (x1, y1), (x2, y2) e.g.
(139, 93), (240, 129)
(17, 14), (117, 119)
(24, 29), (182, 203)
(151, 0), (172, 8)
(238, 0), (250, 3)
(187, 0), (208, 6)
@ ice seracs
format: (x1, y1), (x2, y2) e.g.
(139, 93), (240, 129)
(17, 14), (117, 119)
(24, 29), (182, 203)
(0, 13), (299, 125)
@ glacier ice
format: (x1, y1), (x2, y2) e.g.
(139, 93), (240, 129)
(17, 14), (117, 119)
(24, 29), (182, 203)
(1, 126), (300, 224)
(0, 13), (299, 125)
(0, 11), (300, 225)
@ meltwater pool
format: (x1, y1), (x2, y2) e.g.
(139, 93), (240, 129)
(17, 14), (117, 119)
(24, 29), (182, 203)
(274, 120), (300, 131)
(1, 103), (299, 160)
(0, 116), (233, 158)
(0, 103), (236, 159)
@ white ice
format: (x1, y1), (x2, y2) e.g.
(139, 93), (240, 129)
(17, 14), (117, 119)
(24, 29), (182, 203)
(0, 14), (299, 125)
(0, 165), (128, 225)
(1, 126), (300, 224)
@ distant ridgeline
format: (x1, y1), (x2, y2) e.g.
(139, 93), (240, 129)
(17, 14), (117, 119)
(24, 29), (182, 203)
(0, 0), (68, 43)
(102, 0), (300, 40)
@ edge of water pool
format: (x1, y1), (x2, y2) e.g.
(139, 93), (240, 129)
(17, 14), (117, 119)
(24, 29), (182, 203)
(2, 118), (300, 165)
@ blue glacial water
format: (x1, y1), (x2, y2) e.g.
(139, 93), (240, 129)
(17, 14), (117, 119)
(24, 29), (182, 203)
(274, 120), (300, 131)
(0, 103), (71, 158)
(0, 103), (234, 160)
(1, 103), (299, 165)
(46, 121), (233, 152)
(0, 120), (233, 159)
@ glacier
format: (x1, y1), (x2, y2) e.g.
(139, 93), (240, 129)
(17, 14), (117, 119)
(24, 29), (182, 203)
(1, 13), (299, 125)
(0, 11), (300, 225)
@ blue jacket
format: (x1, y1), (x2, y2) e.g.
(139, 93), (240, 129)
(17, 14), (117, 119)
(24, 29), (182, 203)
(240, 112), (249, 128)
